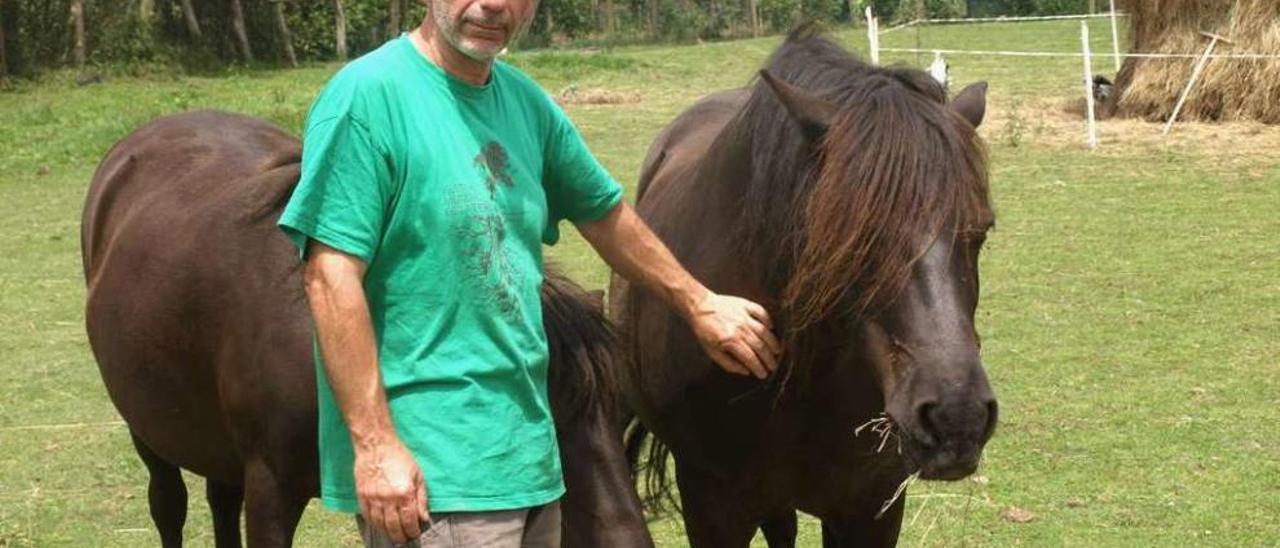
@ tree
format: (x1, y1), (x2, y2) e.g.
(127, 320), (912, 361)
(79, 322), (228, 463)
(648, 0), (658, 37)
(334, 0), (348, 60)
(387, 0), (405, 39)
(749, 0), (760, 37)
(70, 0), (86, 68)
(0, 0), (8, 78)
(272, 0), (298, 67)
(178, 0), (202, 39)
(1, 0), (26, 77)
(230, 0), (253, 62)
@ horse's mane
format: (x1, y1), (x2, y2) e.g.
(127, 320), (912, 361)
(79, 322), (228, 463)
(734, 24), (990, 330)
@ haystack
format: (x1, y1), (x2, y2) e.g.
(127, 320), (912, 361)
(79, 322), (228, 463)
(1112, 0), (1280, 124)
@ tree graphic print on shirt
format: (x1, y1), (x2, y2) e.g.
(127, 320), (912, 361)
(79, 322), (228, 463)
(451, 141), (521, 319)
(475, 141), (515, 198)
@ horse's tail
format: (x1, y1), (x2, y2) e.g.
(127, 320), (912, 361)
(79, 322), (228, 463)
(623, 413), (679, 514)
(541, 269), (621, 425)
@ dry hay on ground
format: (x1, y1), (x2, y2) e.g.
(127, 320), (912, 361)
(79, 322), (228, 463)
(555, 85), (642, 105)
(1113, 0), (1280, 124)
(990, 93), (1280, 160)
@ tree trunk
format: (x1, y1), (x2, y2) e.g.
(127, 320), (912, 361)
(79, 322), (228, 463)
(230, 0), (253, 62)
(1088, 0), (1097, 13)
(178, 0), (202, 39)
(334, 0), (348, 60)
(604, 0), (615, 34)
(648, 0), (658, 38)
(70, 0), (86, 68)
(272, 0), (297, 67)
(0, 0), (8, 78)
(0, 0), (21, 77)
(748, 0), (758, 37)
(387, 0), (402, 39)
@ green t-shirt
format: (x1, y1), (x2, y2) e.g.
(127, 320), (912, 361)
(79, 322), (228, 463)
(278, 35), (623, 513)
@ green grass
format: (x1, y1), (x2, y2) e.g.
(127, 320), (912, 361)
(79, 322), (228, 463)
(2, 19), (1278, 546)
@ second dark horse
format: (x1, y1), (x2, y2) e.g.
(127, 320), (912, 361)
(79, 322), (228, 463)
(81, 111), (651, 547)
(613, 27), (999, 547)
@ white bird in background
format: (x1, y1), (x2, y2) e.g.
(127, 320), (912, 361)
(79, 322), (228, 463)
(928, 51), (949, 90)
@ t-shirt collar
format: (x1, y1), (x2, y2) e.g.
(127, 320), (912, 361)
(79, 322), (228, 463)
(398, 33), (495, 97)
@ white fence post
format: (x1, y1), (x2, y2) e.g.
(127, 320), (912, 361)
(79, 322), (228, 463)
(866, 7), (880, 65)
(1081, 21), (1098, 149)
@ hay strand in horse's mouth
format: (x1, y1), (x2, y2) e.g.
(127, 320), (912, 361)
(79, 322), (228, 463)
(854, 413), (898, 454)
(877, 471), (920, 519)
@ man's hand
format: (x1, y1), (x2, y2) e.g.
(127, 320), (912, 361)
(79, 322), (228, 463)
(354, 440), (430, 544)
(688, 292), (781, 378)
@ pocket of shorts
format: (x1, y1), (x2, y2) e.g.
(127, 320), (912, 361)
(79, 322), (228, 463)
(410, 516), (449, 547)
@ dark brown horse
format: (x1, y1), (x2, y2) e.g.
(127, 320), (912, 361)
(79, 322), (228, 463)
(81, 110), (651, 547)
(612, 27), (997, 547)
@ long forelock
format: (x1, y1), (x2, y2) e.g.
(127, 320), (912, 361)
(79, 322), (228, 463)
(777, 58), (989, 332)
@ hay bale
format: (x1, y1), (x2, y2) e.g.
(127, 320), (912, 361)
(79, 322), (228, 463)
(554, 85), (642, 105)
(1113, 0), (1280, 124)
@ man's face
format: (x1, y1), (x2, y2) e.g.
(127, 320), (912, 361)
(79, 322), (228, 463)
(429, 0), (537, 61)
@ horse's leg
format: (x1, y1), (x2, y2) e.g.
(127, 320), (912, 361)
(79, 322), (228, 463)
(759, 511), (798, 548)
(674, 462), (757, 548)
(130, 432), (188, 548)
(206, 478), (245, 548)
(242, 458), (310, 548)
(819, 497), (906, 548)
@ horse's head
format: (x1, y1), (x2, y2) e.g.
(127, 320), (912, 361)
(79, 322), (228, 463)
(764, 70), (997, 481)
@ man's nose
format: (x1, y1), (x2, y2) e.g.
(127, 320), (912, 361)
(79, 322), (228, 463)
(475, 0), (509, 15)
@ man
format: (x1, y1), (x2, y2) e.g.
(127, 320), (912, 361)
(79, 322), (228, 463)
(278, 0), (781, 544)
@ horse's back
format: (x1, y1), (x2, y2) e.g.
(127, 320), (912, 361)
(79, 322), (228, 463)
(616, 87), (748, 318)
(635, 88), (747, 204)
(82, 111), (314, 483)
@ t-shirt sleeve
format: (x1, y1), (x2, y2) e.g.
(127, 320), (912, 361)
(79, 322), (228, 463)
(278, 112), (395, 264)
(541, 101), (624, 245)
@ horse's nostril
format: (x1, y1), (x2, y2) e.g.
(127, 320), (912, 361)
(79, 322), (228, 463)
(983, 400), (999, 440)
(915, 401), (940, 446)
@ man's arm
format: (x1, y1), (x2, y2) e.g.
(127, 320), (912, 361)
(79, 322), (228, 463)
(576, 201), (781, 378)
(303, 240), (427, 544)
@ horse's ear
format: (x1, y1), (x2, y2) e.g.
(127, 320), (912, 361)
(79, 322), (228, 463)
(759, 70), (837, 140)
(951, 82), (988, 128)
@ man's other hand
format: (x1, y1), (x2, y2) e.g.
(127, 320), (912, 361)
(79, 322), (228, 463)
(354, 440), (430, 544)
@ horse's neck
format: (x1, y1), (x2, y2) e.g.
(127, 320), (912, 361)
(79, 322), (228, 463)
(790, 323), (887, 418)
(696, 114), (755, 200)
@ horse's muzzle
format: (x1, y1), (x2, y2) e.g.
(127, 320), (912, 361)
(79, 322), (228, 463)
(897, 396), (998, 481)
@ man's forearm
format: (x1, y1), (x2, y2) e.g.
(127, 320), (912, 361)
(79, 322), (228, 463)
(578, 201), (780, 378)
(576, 202), (706, 319)
(304, 244), (398, 451)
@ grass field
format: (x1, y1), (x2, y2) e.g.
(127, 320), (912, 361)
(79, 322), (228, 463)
(2, 19), (1278, 546)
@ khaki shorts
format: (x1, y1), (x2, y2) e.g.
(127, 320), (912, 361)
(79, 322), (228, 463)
(355, 500), (560, 548)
